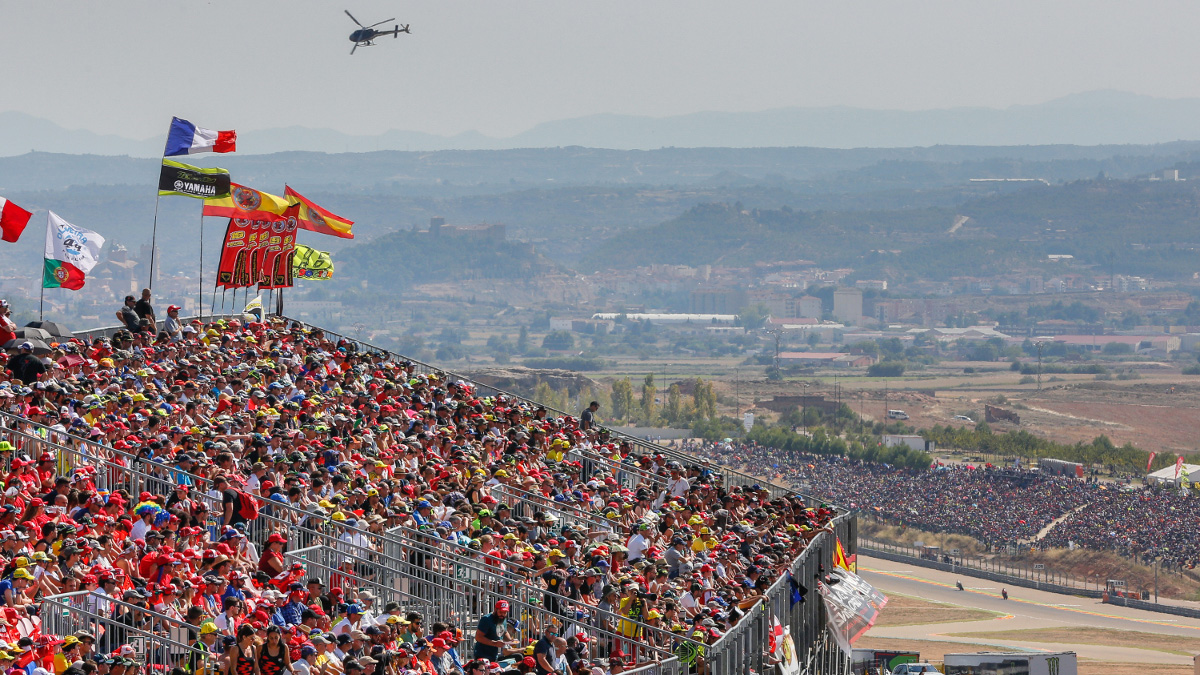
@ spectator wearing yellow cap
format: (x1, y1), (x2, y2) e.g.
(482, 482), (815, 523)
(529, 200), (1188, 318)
(0, 568), (33, 608)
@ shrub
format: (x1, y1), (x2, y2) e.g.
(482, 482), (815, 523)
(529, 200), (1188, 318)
(867, 361), (906, 377)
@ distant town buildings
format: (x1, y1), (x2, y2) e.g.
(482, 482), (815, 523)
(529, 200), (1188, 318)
(832, 288), (863, 324)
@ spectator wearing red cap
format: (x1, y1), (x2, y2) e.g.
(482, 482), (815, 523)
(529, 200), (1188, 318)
(259, 533), (287, 577)
(163, 305), (183, 341)
(430, 637), (460, 675)
(472, 601), (512, 662)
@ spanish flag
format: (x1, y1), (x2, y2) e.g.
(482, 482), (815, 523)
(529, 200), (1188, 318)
(285, 186), (354, 239)
(203, 183), (291, 219)
(834, 536), (851, 571)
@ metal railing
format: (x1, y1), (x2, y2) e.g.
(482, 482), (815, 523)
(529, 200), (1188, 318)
(702, 513), (855, 675)
(490, 482), (613, 532)
(43, 591), (218, 672)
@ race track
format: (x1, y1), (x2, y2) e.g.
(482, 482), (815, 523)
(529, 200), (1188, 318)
(858, 554), (1200, 665)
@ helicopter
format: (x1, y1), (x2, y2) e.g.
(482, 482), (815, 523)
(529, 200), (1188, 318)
(346, 10), (409, 54)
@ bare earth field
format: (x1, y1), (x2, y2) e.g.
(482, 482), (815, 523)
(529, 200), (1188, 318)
(873, 593), (1002, 627)
(730, 365), (1200, 456)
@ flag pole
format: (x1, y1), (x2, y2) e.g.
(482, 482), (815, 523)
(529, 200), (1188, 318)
(148, 190), (161, 290)
(198, 211), (204, 323)
(38, 269), (44, 322)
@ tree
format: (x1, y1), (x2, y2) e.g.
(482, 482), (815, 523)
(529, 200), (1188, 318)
(867, 361), (905, 377)
(692, 379), (717, 419)
(640, 374), (657, 423)
(665, 384), (684, 426)
(517, 326), (529, 353)
(611, 378), (635, 421)
(737, 304), (770, 330)
(542, 331), (575, 351)
(1102, 342), (1133, 355)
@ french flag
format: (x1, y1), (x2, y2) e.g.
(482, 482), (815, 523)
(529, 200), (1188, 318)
(164, 117), (236, 156)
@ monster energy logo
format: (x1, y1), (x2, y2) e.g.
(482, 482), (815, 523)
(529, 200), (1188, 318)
(1047, 657), (1060, 675)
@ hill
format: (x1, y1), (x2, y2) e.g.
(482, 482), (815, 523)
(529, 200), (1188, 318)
(14, 91), (1200, 154)
(331, 228), (559, 291)
(585, 179), (1200, 280)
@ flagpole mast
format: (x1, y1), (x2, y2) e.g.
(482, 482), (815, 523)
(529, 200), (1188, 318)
(39, 277), (44, 322)
(198, 212), (204, 323)
(148, 190), (161, 291)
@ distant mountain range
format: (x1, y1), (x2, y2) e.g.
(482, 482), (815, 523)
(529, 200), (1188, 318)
(8, 90), (1200, 156)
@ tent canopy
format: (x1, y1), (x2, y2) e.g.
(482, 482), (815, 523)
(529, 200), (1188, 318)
(1147, 463), (1200, 486)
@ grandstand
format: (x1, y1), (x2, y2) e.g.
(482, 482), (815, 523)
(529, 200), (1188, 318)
(0, 314), (856, 675)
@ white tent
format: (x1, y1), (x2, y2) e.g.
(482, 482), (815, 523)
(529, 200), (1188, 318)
(1147, 463), (1200, 487)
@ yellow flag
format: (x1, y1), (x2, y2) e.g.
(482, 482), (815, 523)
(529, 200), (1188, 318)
(834, 537), (851, 571)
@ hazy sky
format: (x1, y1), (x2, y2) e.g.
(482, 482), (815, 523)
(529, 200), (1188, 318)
(3, 1), (1199, 138)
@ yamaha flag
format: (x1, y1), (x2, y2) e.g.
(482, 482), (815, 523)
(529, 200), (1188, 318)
(159, 159), (231, 199)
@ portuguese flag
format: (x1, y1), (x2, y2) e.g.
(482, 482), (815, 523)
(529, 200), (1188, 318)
(43, 259), (86, 290)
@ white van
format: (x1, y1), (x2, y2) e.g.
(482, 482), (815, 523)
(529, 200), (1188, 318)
(887, 410), (909, 420)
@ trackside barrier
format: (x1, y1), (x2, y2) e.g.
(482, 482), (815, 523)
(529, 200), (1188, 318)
(857, 541), (1105, 600)
(43, 590), (218, 672)
(1103, 593), (1200, 618)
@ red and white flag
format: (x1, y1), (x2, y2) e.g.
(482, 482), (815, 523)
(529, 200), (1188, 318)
(1146, 451), (1156, 473)
(1176, 455), (1185, 479)
(0, 196), (32, 243)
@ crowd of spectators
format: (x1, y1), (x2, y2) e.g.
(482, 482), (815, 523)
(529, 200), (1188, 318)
(695, 442), (1200, 569)
(0, 311), (839, 675)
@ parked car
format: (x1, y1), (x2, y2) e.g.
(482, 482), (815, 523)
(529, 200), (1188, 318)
(953, 415), (974, 423)
(891, 664), (943, 675)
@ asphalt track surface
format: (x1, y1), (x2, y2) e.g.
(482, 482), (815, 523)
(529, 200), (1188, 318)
(857, 554), (1200, 665)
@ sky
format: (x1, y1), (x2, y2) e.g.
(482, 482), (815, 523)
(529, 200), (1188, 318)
(3, 1), (1200, 139)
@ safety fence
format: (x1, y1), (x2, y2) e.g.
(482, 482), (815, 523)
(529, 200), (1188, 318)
(859, 537), (1112, 596)
(43, 591), (217, 672)
(704, 514), (856, 675)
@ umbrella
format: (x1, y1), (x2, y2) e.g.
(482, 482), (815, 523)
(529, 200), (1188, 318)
(24, 321), (73, 338)
(12, 327), (51, 341)
(2, 338), (51, 355)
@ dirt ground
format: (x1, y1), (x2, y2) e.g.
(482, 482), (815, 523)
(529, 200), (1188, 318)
(731, 366), (1200, 456)
(855, 637), (1194, 675)
(873, 593), (1001, 627)
(943, 627), (1200, 656)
